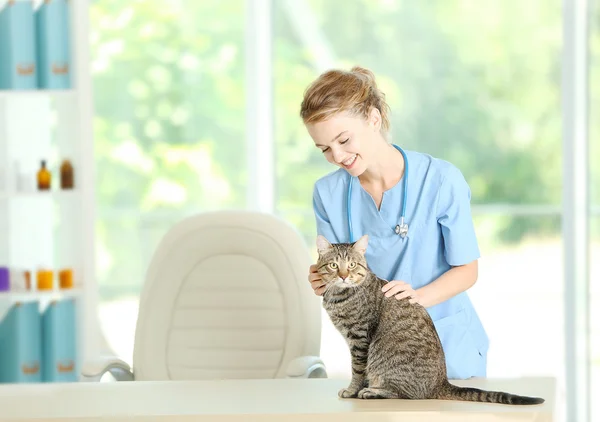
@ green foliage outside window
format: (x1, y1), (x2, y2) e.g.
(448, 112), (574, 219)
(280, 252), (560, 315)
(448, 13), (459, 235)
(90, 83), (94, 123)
(90, 0), (599, 299)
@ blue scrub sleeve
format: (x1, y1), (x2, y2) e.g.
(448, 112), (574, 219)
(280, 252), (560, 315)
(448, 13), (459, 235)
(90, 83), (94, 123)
(436, 165), (480, 266)
(312, 184), (339, 244)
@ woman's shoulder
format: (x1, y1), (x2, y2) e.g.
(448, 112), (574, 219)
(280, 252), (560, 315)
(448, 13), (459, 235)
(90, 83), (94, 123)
(404, 149), (465, 183)
(313, 167), (349, 194)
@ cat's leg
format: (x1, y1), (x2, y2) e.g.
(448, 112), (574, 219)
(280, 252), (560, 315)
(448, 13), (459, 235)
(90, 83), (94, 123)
(339, 339), (369, 398)
(357, 374), (402, 399)
(357, 388), (399, 399)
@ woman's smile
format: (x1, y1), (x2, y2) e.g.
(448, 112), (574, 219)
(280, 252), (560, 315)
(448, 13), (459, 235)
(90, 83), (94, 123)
(341, 154), (357, 169)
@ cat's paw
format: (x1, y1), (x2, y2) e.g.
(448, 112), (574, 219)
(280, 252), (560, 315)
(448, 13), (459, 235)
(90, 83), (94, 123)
(338, 388), (359, 398)
(358, 388), (388, 399)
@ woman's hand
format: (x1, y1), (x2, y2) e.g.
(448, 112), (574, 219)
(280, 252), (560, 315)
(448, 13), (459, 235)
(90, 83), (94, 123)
(382, 280), (420, 304)
(308, 264), (326, 296)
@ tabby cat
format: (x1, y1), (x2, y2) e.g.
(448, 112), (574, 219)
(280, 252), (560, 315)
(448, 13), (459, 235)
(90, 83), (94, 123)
(316, 234), (544, 405)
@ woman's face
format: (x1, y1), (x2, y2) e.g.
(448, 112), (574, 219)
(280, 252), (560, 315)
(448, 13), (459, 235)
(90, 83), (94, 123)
(306, 110), (380, 177)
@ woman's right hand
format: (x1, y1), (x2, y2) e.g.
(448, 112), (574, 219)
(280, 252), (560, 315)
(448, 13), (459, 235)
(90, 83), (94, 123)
(308, 264), (326, 296)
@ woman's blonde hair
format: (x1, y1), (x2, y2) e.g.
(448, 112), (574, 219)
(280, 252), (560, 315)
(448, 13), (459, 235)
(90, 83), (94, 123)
(300, 66), (391, 134)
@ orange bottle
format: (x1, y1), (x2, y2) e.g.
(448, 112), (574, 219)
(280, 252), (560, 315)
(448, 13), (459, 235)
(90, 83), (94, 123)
(60, 159), (74, 189)
(59, 268), (73, 289)
(37, 160), (51, 190)
(24, 270), (31, 290)
(37, 269), (53, 290)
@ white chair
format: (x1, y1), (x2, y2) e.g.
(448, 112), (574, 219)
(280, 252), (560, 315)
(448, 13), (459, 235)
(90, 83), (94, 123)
(82, 210), (326, 381)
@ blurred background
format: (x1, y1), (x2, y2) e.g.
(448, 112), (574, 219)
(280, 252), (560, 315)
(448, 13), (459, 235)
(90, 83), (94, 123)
(87, 0), (597, 420)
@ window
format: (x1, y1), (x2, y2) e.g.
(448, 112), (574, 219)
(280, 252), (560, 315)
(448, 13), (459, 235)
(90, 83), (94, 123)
(90, 0), (246, 362)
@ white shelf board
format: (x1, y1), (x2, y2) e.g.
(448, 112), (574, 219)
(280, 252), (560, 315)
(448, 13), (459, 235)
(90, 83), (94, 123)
(0, 189), (79, 201)
(0, 89), (77, 100)
(0, 287), (82, 303)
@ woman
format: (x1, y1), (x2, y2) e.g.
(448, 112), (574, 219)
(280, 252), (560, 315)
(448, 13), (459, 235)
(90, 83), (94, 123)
(300, 66), (489, 380)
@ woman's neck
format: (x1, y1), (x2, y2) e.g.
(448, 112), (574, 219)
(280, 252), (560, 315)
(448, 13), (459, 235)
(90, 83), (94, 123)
(358, 142), (405, 191)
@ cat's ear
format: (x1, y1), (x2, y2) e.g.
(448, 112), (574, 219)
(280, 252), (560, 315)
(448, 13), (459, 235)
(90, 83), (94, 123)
(352, 234), (369, 255)
(316, 235), (332, 254)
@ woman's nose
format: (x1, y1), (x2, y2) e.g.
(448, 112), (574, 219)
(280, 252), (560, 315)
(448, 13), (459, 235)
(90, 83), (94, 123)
(332, 149), (345, 164)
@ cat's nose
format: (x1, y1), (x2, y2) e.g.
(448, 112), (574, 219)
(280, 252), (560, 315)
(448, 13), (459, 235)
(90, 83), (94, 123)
(340, 274), (348, 280)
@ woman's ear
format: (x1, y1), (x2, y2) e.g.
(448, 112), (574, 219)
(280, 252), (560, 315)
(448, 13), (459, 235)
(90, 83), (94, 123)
(369, 107), (382, 132)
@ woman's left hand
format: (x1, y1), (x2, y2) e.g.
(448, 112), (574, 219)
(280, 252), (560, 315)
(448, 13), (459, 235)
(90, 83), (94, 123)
(382, 280), (421, 304)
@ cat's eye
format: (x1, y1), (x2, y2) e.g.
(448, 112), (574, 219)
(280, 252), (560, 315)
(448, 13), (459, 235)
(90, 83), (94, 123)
(349, 262), (356, 269)
(329, 263), (338, 269)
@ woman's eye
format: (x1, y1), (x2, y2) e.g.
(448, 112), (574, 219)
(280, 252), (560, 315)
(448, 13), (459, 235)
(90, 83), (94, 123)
(329, 263), (338, 269)
(321, 147), (330, 153)
(339, 138), (349, 145)
(349, 262), (356, 269)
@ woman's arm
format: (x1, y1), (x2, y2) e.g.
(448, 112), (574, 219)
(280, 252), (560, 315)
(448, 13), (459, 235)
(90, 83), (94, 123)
(383, 164), (481, 306)
(415, 259), (478, 308)
(382, 259), (478, 307)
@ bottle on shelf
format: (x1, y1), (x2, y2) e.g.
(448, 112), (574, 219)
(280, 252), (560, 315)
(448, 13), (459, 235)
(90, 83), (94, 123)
(13, 162), (33, 193)
(59, 160), (74, 189)
(37, 160), (51, 191)
(8, 269), (28, 292)
(0, 267), (9, 292)
(36, 269), (53, 290)
(24, 270), (31, 290)
(58, 268), (73, 289)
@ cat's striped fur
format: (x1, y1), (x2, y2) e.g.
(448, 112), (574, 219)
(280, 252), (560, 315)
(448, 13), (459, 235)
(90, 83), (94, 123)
(316, 234), (544, 405)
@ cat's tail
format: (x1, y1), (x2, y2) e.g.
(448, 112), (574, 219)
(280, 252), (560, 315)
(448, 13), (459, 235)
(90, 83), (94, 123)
(437, 382), (544, 405)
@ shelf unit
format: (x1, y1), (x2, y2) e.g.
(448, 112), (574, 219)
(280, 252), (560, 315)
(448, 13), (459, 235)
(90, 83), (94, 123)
(0, 89), (76, 100)
(0, 0), (98, 376)
(0, 288), (82, 303)
(0, 189), (78, 200)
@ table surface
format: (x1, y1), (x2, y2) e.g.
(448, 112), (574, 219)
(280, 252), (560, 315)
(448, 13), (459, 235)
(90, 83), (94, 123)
(0, 377), (556, 422)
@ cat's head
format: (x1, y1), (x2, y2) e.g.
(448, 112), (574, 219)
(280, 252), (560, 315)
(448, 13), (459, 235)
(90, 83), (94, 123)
(315, 234), (369, 289)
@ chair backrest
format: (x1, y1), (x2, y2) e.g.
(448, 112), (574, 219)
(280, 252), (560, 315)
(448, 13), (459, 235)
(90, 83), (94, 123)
(132, 210), (321, 381)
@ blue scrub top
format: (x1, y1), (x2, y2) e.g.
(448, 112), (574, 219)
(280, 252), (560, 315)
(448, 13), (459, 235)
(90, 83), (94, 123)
(312, 147), (489, 380)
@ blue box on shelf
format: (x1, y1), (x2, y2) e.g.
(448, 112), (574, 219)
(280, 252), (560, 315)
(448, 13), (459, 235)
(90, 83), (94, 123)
(0, 0), (38, 90)
(0, 301), (42, 383)
(41, 298), (77, 382)
(35, 0), (71, 89)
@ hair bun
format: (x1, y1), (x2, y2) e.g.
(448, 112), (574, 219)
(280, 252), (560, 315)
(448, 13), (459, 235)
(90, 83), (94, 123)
(350, 66), (377, 86)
